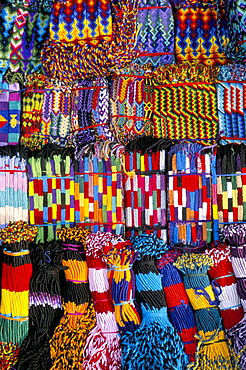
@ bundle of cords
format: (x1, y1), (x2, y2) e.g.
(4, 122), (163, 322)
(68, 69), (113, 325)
(174, 253), (239, 370)
(50, 226), (96, 370)
(102, 238), (141, 333)
(124, 137), (174, 242)
(156, 249), (198, 362)
(222, 224), (246, 367)
(74, 142), (125, 236)
(27, 144), (75, 243)
(41, 0), (140, 81)
(121, 233), (188, 370)
(168, 142), (213, 247)
(0, 145), (28, 229)
(0, 221), (37, 369)
(14, 241), (64, 370)
(83, 231), (123, 370)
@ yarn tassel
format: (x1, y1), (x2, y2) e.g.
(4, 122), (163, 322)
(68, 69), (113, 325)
(50, 227), (96, 370)
(157, 250), (198, 362)
(222, 224), (246, 369)
(84, 231), (122, 370)
(14, 241), (64, 370)
(174, 253), (240, 370)
(121, 234), (188, 370)
(0, 221), (37, 369)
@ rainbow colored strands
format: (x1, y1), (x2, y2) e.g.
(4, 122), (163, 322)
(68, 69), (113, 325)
(222, 224), (246, 368)
(171, 0), (229, 65)
(124, 137), (174, 242)
(0, 1), (50, 76)
(217, 64), (246, 141)
(51, 226), (96, 370)
(225, 0), (246, 62)
(121, 233), (188, 370)
(149, 64), (219, 143)
(71, 78), (113, 151)
(0, 79), (21, 146)
(102, 238), (141, 332)
(41, 0), (140, 81)
(84, 231), (122, 370)
(206, 242), (246, 369)
(216, 144), (246, 232)
(0, 221), (37, 369)
(157, 250), (198, 362)
(135, 0), (175, 66)
(15, 241), (64, 370)
(74, 142), (125, 235)
(109, 65), (153, 144)
(27, 144), (75, 243)
(174, 253), (239, 370)
(0, 147), (28, 229)
(168, 142), (213, 247)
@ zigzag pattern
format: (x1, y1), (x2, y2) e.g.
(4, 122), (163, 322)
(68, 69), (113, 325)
(135, 0), (174, 66)
(173, 3), (229, 65)
(50, 0), (113, 45)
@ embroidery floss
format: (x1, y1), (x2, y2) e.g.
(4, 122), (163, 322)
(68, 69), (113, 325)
(0, 221), (37, 369)
(174, 252), (239, 370)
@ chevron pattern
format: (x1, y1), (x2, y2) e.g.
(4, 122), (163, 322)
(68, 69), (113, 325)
(173, 1), (229, 65)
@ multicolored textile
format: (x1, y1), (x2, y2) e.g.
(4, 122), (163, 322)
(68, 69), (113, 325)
(168, 143), (213, 247)
(0, 4), (50, 78)
(0, 148), (28, 229)
(149, 64), (219, 143)
(0, 80), (21, 146)
(109, 66), (153, 144)
(157, 251), (198, 362)
(124, 137), (173, 242)
(27, 145), (75, 242)
(21, 73), (73, 149)
(216, 144), (246, 233)
(171, 0), (229, 65)
(225, 0), (246, 62)
(74, 142), (125, 235)
(135, 0), (175, 66)
(217, 64), (246, 142)
(0, 221), (37, 369)
(41, 0), (139, 81)
(174, 253), (239, 370)
(50, 0), (112, 45)
(71, 78), (113, 151)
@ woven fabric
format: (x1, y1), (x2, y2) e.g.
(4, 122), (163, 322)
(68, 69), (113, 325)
(225, 0), (246, 62)
(217, 64), (246, 142)
(41, 0), (139, 81)
(71, 78), (113, 151)
(0, 80), (21, 146)
(0, 151), (28, 229)
(109, 66), (153, 144)
(74, 142), (125, 235)
(50, 0), (112, 45)
(135, 0), (175, 66)
(171, 0), (229, 65)
(168, 143), (213, 247)
(27, 145), (75, 243)
(149, 64), (219, 143)
(4, 0), (54, 12)
(123, 138), (173, 242)
(216, 144), (246, 233)
(0, 4), (50, 77)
